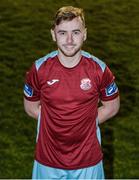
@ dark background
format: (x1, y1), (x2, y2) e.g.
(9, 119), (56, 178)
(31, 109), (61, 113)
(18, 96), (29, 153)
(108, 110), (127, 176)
(0, 0), (138, 178)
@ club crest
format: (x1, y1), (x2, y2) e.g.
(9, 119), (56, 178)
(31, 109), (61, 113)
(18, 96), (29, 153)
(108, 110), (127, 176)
(80, 78), (92, 90)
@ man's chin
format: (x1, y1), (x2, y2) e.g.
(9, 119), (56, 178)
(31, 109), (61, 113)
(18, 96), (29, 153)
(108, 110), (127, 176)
(60, 49), (80, 57)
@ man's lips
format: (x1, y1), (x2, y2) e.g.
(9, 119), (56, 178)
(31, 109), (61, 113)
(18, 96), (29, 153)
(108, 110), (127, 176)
(63, 44), (76, 48)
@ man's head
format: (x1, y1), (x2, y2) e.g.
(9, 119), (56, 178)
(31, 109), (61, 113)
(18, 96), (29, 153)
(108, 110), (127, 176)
(51, 6), (87, 57)
(51, 6), (85, 30)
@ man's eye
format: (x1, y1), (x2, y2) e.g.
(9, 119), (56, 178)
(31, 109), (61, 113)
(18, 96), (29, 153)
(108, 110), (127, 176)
(74, 31), (80, 35)
(59, 32), (65, 35)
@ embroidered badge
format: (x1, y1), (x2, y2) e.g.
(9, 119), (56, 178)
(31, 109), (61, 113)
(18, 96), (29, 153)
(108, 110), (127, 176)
(106, 82), (118, 96)
(24, 84), (33, 97)
(80, 78), (92, 90)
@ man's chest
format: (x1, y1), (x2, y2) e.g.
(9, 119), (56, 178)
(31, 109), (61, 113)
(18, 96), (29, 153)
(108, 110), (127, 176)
(39, 67), (100, 105)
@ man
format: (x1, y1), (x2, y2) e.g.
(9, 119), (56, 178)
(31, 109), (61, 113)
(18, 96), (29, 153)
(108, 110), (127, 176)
(24, 6), (120, 179)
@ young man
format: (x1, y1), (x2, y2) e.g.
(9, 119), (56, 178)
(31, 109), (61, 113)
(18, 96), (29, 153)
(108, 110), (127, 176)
(24, 6), (120, 179)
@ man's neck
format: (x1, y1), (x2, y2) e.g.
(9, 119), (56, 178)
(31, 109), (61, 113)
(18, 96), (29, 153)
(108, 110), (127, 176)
(58, 50), (82, 68)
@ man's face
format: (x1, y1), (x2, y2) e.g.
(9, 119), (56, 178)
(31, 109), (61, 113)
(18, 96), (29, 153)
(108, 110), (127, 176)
(51, 17), (87, 57)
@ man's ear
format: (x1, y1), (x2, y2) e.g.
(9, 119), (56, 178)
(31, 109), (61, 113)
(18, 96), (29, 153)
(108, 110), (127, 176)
(51, 29), (56, 42)
(83, 28), (87, 41)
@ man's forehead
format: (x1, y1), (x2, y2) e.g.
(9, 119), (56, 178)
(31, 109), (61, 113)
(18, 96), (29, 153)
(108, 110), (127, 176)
(55, 17), (84, 30)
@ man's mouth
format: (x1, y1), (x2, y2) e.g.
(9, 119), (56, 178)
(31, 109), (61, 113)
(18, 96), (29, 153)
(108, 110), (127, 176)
(63, 45), (76, 49)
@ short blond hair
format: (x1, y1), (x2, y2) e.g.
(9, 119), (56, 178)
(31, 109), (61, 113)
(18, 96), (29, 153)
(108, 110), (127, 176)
(51, 6), (85, 29)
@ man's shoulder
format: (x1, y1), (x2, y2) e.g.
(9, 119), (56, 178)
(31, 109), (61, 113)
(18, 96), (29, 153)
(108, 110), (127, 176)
(81, 50), (106, 72)
(35, 50), (58, 71)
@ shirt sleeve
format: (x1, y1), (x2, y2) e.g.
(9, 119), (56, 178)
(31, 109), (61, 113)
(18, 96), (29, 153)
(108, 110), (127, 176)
(99, 66), (119, 101)
(23, 63), (41, 101)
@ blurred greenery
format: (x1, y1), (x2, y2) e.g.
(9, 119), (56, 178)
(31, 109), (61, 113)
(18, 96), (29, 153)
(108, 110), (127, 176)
(0, 0), (139, 178)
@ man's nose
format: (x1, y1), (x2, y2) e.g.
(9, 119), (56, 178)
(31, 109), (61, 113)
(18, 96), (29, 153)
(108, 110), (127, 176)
(66, 33), (73, 44)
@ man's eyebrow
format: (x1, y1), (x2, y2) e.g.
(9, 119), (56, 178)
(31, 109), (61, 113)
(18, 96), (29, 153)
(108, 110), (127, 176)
(57, 30), (67, 33)
(72, 29), (81, 32)
(57, 29), (81, 33)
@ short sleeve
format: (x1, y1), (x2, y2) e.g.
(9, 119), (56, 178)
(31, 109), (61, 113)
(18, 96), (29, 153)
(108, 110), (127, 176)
(23, 63), (40, 101)
(99, 66), (119, 101)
